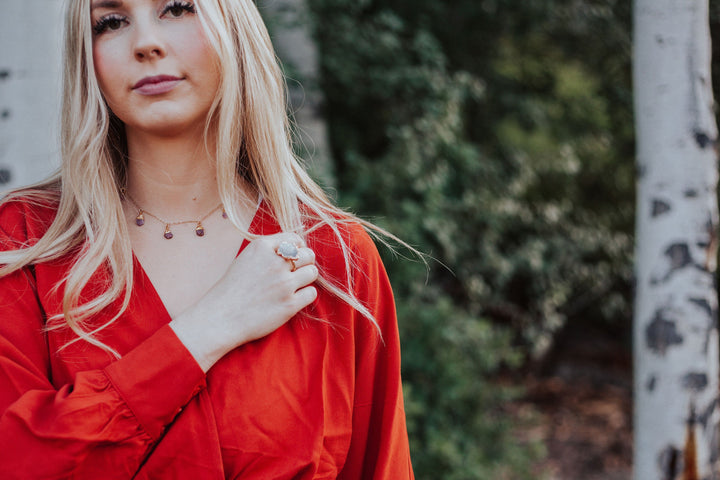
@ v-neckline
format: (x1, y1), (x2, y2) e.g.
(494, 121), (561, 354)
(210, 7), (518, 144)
(131, 200), (268, 324)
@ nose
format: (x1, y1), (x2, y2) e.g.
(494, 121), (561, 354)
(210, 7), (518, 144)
(133, 20), (166, 61)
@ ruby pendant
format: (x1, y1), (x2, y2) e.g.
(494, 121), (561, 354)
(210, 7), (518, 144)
(195, 222), (205, 237)
(164, 225), (173, 239)
(135, 211), (145, 226)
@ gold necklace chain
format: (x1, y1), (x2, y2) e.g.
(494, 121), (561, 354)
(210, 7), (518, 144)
(122, 189), (226, 239)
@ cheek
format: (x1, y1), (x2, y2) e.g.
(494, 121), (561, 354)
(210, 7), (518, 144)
(92, 44), (119, 99)
(178, 24), (220, 82)
(199, 47), (222, 89)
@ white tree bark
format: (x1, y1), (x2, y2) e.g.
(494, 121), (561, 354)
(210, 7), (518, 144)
(634, 1), (719, 479)
(0, 0), (64, 190)
(259, 0), (334, 187)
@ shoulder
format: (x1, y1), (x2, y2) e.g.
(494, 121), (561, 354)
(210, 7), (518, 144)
(304, 213), (394, 317)
(307, 215), (382, 272)
(0, 191), (59, 249)
(256, 200), (389, 286)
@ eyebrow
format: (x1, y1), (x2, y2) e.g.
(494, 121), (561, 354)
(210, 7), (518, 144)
(90, 0), (123, 10)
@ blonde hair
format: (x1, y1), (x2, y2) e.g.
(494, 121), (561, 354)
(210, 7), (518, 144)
(0, 0), (400, 357)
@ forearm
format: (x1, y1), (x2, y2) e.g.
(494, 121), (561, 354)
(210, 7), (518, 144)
(169, 308), (233, 373)
(0, 325), (206, 479)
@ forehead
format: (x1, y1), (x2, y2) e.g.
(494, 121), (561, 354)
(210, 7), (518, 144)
(90, 0), (166, 11)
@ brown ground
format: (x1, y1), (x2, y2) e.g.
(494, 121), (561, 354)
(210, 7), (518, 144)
(511, 324), (633, 479)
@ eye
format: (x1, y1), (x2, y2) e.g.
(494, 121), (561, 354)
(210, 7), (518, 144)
(93, 14), (128, 35)
(161, 1), (196, 18)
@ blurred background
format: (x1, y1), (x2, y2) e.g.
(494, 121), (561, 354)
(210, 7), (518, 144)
(8, 0), (720, 478)
(267, 1), (635, 478)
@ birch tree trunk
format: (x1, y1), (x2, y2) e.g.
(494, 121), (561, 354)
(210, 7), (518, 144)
(634, 1), (720, 478)
(0, 0), (63, 190)
(260, 0), (334, 187)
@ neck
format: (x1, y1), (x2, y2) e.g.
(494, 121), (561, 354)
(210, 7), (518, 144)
(125, 127), (221, 218)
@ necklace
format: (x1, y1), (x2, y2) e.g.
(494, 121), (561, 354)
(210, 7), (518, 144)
(122, 189), (227, 239)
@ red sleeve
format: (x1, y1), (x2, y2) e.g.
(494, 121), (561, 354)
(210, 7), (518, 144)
(337, 227), (415, 479)
(0, 200), (206, 479)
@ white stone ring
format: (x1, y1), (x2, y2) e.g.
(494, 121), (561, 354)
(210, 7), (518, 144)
(276, 241), (300, 271)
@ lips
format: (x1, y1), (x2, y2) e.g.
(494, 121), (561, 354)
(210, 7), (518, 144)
(132, 75), (183, 95)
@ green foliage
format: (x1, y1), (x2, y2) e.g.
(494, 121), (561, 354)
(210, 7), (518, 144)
(302, 0), (633, 477)
(399, 291), (540, 479)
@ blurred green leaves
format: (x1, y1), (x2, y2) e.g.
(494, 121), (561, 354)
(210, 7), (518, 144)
(301, 0), (633, 477)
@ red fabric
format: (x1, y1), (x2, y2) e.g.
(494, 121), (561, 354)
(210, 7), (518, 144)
(0, 199), (414, 480)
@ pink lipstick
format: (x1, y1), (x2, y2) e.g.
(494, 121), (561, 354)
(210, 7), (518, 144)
(132, 75), (183, 95)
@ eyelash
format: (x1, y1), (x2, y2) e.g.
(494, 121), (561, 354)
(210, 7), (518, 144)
(93, 14), (127, 35)
(92, 1), (196, 36)
(161, 1), (196, 17)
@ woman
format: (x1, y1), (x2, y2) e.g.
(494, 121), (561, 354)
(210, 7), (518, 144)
(0, 0), (414, 478)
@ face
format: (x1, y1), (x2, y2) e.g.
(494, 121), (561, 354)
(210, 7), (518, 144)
(91, 0), (221, 138)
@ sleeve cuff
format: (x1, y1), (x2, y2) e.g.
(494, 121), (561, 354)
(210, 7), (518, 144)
(104, 324), (207, 440)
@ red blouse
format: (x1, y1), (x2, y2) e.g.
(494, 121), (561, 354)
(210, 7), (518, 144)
(0, 199), (414, 479)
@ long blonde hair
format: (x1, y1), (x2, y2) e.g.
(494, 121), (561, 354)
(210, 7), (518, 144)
(0, 0), (394, 356)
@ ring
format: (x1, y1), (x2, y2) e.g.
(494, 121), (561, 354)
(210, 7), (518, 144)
(276, 241), (300, 271)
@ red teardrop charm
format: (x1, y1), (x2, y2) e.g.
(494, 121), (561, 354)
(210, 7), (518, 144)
(195, 222), (205, 237)
(164, 225), (173, 239)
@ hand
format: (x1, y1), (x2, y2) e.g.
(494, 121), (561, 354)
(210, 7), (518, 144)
(169, 233), (318, 372)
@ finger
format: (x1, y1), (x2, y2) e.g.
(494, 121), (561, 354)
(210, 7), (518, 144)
(291, 264), (319, 289)
(293, 285), (318, 308)
(292, 247), (316, 270)
(272, 232), (305, 249)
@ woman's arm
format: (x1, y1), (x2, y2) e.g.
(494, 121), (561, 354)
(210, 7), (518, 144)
(0, 200), (318, 479)
(335, 227), (415, 480)
(0, 265), (207, 479)
(169, 234), (318, 372)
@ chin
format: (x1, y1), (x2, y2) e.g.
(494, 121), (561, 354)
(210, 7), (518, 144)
(128, 115), (207, 139)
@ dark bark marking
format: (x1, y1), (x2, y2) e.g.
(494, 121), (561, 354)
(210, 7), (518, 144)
(666, 243), (692, 270)
(703, 215), (717, 271)
(710, 414), (719, 464)
(684, 403), (699, 480)
(646, 374), (657, 392)
(656, 34), (665, 45)
(688, 297), (713, 319)
(0, 69), (9, 81)
(637, 163), (647, 179)
(682, 372), (708, 392)
(688, 296), (720, 355)
(0, 109), (9, 120)
(705, 215), (715, 236)
(659, 445), (681, 480)
(646, 310), (683, 355)
(0, 168), (12, 185)
(697, 397), (718, 431)
(651, 242), (715, 285)
(685, 189), (699, 198)
(693, 130), (714, 149)
(652, 199), (672, 217)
